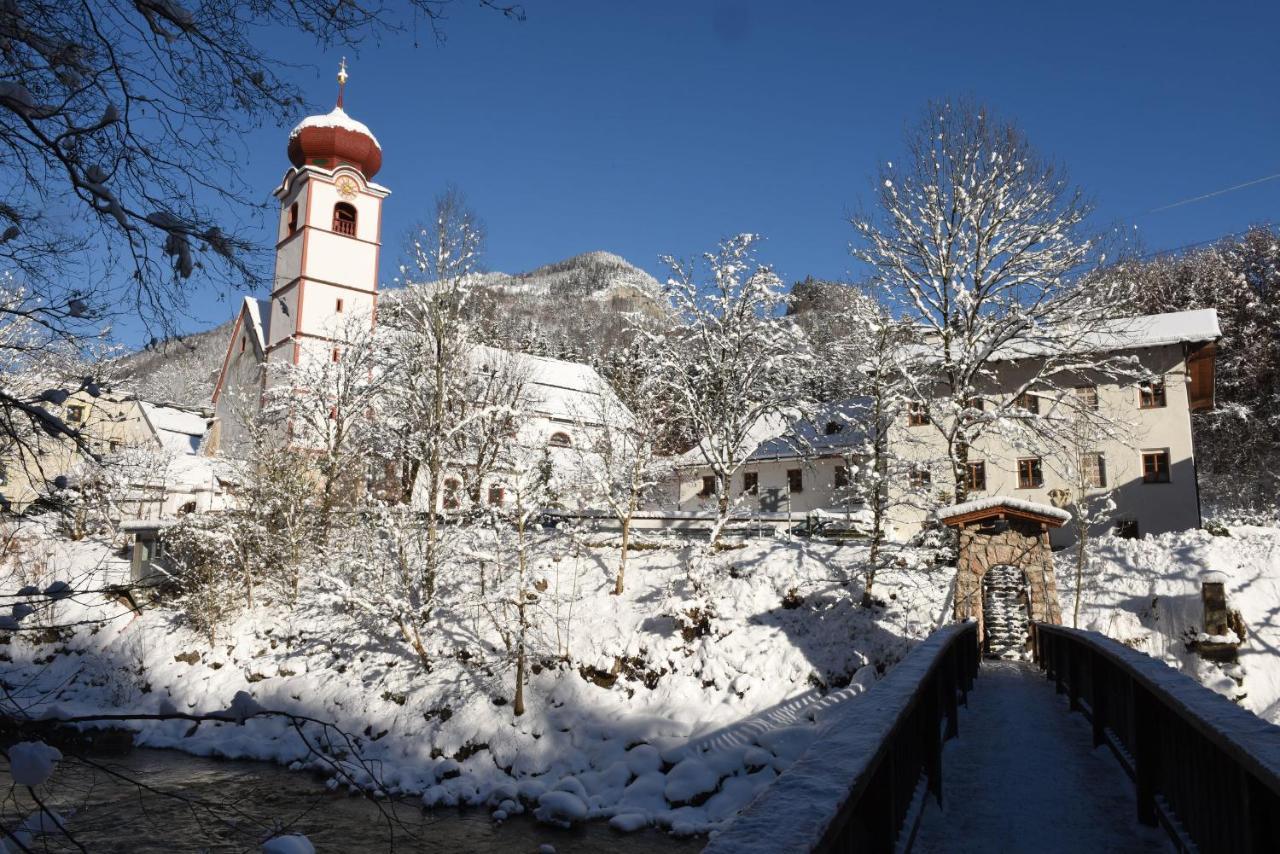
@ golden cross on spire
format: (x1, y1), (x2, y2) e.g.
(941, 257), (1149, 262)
(336, 57), (349, 108)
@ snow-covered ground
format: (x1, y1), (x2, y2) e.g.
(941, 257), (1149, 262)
(0, 524), (954, 836)
(1059, 525), (1280, 724)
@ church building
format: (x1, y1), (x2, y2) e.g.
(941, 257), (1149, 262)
(211, 60), (388, 456)
(208, 64), (630, 509)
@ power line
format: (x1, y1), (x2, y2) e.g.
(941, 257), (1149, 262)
(1145, 171), (1280, 214)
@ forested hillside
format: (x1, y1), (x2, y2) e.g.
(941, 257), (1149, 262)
(113, 251), (670, 408)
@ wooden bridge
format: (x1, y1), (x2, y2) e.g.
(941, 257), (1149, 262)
(702, 622), (1280, 854)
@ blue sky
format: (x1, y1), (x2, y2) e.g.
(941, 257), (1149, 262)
(163, 0), (1280, 343)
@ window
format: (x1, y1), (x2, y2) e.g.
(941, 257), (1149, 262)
(1142, 449), (1171, 483)
(1017, 457), (1044, 489)
(1082, 452), (1107, 488)
(965, 461), (986, 491)
(240, 336), (246, 353)
(178, 501), (197, 516)
(66, 404), (84, 424)
(1114, 519), (1139, 540)
(487, 485), (505, 506)
(907, 401), (930, 426)
(331, 347), (341, 363)
(966, 396), (985, 413)
(742, 471), (759, 495)
(787, 468), (803, 493)
(0, 463), (6, 486)
(332, 202), (357, 236)
(548, 431), (572, 448)
(1015, 392), (1040, 415)
(909, 466), (931, 489)
(1074, 385), (1098, 411)
(824, 421), (843, 435)
(109, 440), (121, 453)
(834, 466), (850, 489)
(335, 298), (344, 313)
(698, 475), (716, 498)
(1139, 378), (1166, 409)
(287, 202), (299, 235)
(443, 478), (462, 510)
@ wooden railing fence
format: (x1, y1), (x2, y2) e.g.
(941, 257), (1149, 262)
(703, 621), (979, 854)
(1033, 623), (1280, 854)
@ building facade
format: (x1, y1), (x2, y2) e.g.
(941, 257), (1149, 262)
(674, 309), (1220, 543)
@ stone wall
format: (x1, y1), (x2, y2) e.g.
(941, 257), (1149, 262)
(954, 520), (1063, 647)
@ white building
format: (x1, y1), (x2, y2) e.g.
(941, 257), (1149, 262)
(674, 309), (1220, 543)
(209, 65), (631, 508)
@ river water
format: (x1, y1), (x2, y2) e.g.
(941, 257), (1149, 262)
(2, 748), (704, 853)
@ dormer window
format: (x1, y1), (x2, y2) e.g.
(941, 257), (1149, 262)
(548, 431), (572, 448)
(288, 202), (299, 235)
(332, 202), (357, 237)
(824, 421), (843, 435)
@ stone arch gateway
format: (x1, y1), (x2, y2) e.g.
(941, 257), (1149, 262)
(938, 498), (1069, 656)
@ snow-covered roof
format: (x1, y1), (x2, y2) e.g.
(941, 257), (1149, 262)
(140, 402), (209, 455)
(991, 309), (1220, 361)
(245, 297), (270, 351)
(936, 496), (1071, 525)
(471, 344), (618, 423)
(903, 308), (1221, 366)
(674, 410), (793, 468)
(675, 402), (871, 468)
(289, 106), (381, 149)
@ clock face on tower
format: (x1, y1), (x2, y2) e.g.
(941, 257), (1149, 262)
(335, 176), (358, 199)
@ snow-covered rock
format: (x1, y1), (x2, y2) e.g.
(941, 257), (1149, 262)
(7, 741), (62, 786)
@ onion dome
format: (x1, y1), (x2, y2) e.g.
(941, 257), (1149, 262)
(286, 59), (382, 178)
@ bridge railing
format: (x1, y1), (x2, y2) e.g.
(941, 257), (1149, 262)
(703, 621), (979, 854)
(1033, 623), (1280, 854)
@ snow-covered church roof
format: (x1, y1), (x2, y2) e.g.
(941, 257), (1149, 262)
(289, 106), (381, 149)
(471, 344), (621, 424)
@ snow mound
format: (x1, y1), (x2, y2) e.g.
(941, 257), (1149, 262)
(262, 835), (315, 854)
(534, 790), (588, 826)
(7, 741), (62, 786)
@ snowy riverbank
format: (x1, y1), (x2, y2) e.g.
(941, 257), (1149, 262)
(1, 525), (953, 836)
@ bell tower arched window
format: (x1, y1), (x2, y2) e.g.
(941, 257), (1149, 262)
(287, 202), (299, 235)
(332, 202), (357, 236)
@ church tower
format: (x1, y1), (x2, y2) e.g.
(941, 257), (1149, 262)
(267, 60), (389, 370)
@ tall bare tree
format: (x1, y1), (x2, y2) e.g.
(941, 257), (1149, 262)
(851, 99), (1136, 507)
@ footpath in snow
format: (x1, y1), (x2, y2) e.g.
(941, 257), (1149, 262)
(913, 660), (1169, 854)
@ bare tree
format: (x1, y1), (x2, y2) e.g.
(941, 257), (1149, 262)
(651, 233), (809, 547)
(266, 314), (387, 537)
(851, 100), (1137, 508)
(570, 342), (666, 595)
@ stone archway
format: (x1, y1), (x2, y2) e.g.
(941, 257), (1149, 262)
(938, 498), (1068, 655)
(982, 564), (1031, 658)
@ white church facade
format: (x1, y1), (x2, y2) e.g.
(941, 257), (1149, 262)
(209, 64), (627, 510)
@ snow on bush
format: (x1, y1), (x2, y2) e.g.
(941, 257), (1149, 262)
(0, 526), (953, 836)
(7, 741), (62, 786)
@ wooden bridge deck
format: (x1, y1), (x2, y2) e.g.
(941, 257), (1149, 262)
(912, 660), (1170, 853)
